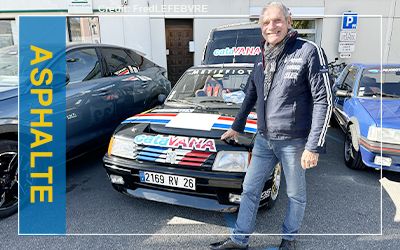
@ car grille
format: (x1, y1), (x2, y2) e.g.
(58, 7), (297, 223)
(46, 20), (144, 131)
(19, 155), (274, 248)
(134, 145), (216, 168)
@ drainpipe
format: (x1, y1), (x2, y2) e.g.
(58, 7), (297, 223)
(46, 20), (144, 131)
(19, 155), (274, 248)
(383, 0), (396, 64)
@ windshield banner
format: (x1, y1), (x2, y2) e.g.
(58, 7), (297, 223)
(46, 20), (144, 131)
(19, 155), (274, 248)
(213, 46), (261, 56)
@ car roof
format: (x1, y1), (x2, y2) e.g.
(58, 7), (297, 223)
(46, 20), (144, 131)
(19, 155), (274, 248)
(348, 63), (400, 68)
(66, 42), (146, 56)
(191, 63), (254, 69)
(212, 22), (260, 31)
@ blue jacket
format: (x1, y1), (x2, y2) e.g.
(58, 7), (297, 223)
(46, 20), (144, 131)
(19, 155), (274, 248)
(231, 32), (332, 153)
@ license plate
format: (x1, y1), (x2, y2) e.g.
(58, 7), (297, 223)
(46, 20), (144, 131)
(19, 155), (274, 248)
(139, 171), (196, 190)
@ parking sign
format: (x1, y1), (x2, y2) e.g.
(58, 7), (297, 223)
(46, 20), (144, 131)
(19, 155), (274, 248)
(342, 13), (358, 30)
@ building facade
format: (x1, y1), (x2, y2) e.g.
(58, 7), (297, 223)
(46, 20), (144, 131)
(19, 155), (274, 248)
(1, 0), (399, 79)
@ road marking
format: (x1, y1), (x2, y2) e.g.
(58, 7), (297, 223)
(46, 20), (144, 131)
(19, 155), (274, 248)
(167, 216), (205, 224)
(380, 177), (400, 222)
(223, 213), (279, 250)
(326, 134), (344, 144)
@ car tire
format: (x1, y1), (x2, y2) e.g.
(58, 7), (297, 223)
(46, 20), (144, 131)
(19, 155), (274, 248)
(344, 125), (365, 170)
(0, 140), (18, 219)
(259, 163), (281, 209)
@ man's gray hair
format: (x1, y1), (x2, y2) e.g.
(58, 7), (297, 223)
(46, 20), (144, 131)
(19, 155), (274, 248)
(260, 1), (290, 20)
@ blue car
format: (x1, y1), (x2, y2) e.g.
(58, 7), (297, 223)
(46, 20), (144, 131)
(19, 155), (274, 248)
(332, 63), (400, 172)
(0, 43), (171, 218)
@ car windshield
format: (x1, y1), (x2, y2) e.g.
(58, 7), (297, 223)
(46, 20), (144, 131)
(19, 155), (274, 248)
(202, 28), (263, 65)
(358, 67), (400, 98)
(167, 66), (252, 107)
(0, 45), (18, 86)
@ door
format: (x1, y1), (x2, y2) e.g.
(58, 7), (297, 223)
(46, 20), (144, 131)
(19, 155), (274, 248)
(165, 19), (193, 87)
(100, 47), (149, 122)
(65, 47), (116, 153)
(334, 65), (359, 126)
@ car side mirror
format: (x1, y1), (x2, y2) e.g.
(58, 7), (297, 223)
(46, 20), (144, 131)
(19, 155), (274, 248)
(335, 89), (351, 98)
(66, 73), (70, 85)
(158, 94), (166, 103)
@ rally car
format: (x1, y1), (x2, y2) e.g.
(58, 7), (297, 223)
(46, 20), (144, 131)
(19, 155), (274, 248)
(103, 64), (281, 212)
(332, 63), (400, 172)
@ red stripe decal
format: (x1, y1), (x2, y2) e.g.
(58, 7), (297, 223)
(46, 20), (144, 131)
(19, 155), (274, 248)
(181, 157), (207, 163)
(139, 113), (178, 117)
(218, 116), (257, 125)
(246, 120), (257, 125)
(186, 151), (213, 157)
(359, 139), (400, 153)
(218, 117), (235, 121)
(177, 161), (202, 167)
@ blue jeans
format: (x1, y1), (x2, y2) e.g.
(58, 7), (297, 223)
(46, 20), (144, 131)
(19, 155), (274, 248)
(231, 134), (307, 246)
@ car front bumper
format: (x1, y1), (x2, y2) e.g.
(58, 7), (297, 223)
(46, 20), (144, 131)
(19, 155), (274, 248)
(359, 136), (400, 172)
(103, 154), (267, 212)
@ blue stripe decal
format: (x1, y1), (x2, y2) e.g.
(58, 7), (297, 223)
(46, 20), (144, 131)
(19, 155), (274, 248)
(212, 123), (231, 129)
(326, 134), (344, 144)
(142, 146), (168, 153)
(139, 151), (163, 158)
(212, 124), (257, 134)
(132, 119), (170, 124)
(244, 127), (257, 133)
(223, 213), (236, 235)
(137, 156), (158, 162)
(122, 118), (138, 123)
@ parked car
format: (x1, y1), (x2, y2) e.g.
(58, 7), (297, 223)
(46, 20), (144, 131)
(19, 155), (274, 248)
(201, 22), (264, 65)
(331, 63), (400, 172)
(0, 43), (171, 218)
(103, 64), (281, 212)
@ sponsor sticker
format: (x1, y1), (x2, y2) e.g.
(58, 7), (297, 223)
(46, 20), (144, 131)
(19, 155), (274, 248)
(134, 134), (216, 152)
(213, 46), (261, 56)
(368, 69), (380, 73)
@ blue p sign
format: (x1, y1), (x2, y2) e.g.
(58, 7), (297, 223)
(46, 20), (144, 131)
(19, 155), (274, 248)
(342, 13), (358, 30)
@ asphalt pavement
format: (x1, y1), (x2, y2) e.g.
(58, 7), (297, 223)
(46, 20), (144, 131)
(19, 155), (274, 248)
(1, 126), (399, 250)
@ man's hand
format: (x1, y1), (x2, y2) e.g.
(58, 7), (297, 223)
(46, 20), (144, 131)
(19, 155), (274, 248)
(221, 128), (239, 143)
(301, 149), (319, 169)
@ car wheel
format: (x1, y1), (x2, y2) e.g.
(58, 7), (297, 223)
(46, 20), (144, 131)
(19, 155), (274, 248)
(0, 140), (18, 219)
(344, 125), (365, 169)
(259, 163), (281, 209)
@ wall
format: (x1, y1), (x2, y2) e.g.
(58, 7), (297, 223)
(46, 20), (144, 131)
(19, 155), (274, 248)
(1, 0), (399, 68)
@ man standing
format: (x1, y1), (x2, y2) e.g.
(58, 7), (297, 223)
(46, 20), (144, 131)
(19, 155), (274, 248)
(209, 1), (331, 250)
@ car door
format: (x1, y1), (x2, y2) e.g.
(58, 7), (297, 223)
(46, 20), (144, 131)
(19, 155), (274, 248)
(333, 65), (360, 126)
(65, 47), (116, 154)
(99, 47), (149, 123)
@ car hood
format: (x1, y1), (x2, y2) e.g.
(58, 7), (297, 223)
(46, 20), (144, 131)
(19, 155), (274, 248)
(359, 99), (400, 129)
(0, 85), (18, 101)
(118, 106), (258, 151)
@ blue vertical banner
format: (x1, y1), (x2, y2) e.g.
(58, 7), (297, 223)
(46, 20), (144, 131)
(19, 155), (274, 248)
(19, 16), (66, 235)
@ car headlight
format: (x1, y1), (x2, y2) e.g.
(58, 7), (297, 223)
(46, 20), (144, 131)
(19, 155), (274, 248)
(212, 151), (249, 172)
(108, 137), (137, 159)
(367, 126), (400, 144)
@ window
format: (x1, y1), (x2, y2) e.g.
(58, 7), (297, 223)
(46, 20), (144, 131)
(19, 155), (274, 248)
(67, 17), (100, 43)
(66, 48), (102, 84)
(101, 48), (139, 76)
(292, 20), (316, 42)
(248, 18), (317, 42)
(338, 66), (359, 91)
(0, 20), (17, 48)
